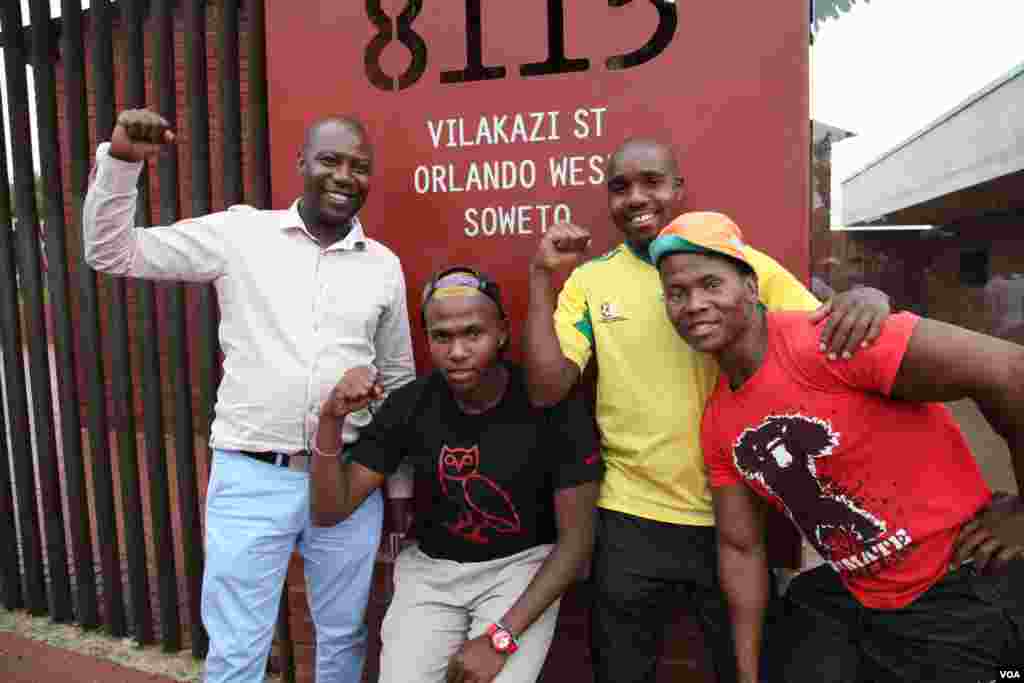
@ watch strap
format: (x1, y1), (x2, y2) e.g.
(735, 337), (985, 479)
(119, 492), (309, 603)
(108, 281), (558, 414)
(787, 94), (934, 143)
(486, 622), (519, 655)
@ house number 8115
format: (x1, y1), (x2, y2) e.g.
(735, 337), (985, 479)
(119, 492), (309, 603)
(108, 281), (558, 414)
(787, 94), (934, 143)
(365, 0), (679, 91)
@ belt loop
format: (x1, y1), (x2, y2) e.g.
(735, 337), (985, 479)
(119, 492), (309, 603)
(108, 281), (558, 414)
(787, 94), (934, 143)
(274, 453), (285, 467)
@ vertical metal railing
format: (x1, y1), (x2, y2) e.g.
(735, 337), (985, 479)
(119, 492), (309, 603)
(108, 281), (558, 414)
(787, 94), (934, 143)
(182, 0), (213, 659)
(56, 0), (100, 632)
(107, 0), (155, 646)
(84, 0), (128, 638)
(146, 0), (184, 653)
(247, 0), (270, 210)
(29, 0), (94, 627)
(121, 0), (177, 649)
(0, 0), (275, 664)
(0, 0), (61, 620)
(219, 0), (244, 208)
(12, 0), (74, 622)
(186, 1), (221, 479)
(0, 31), (26, 615)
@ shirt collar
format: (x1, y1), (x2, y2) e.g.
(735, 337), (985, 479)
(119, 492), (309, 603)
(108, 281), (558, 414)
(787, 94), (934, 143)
(624, 240), (654, 266)
(283, 199), (368, 252)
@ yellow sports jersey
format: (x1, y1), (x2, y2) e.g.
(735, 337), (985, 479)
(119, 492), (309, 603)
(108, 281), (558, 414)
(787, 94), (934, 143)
(554, 242), (819, 525)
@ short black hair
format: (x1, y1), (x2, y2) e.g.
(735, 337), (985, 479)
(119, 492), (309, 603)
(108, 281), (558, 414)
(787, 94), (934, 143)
(303, 116), (371, 155)
(608, 137), (683, 186)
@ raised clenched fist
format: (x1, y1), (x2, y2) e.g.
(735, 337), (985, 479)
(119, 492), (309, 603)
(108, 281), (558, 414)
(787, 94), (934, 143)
(531, 221), (592, 274)
(109, 108), (175, 163)
(323, 366), (384, 419)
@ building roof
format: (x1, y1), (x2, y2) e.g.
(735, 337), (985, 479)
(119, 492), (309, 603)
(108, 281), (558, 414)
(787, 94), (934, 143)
(841, 61), (1024, 226)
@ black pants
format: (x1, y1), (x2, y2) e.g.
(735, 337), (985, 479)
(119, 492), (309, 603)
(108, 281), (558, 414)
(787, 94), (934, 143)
(776, 561), (1024, 682)
(589, 509), (743, 683)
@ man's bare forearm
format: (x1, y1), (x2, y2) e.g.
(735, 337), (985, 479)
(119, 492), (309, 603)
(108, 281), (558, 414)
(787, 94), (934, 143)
(975, 375), (1024, 492)
(497, 483), (598, 638)
(310, 415), (350, 527)
(524, 267), (579, 407)
(719, 541), (769, 683)
(498, 533), (588, 638)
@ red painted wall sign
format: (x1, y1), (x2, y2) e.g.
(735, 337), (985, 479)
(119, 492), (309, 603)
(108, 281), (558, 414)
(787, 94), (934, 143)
(266, 0), (809, 366)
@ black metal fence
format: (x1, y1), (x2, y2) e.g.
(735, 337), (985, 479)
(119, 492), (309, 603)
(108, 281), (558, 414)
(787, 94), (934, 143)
(0, 0), (288, 676)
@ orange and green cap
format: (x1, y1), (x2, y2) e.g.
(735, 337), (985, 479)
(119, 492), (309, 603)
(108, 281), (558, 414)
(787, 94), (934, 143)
(649, 211), (750, 269)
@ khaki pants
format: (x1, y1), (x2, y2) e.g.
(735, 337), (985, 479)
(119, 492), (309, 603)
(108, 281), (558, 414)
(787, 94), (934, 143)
(379, 543), (560, 683)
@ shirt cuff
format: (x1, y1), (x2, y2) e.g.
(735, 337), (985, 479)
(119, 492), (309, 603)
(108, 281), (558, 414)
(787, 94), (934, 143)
(385, 462), (414, 498)
(94, 142), (144, 194)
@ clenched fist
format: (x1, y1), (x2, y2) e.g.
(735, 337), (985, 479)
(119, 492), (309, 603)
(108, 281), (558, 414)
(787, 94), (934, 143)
(323, 366), (384, 419)
(109, 108), (175, 163)
(532, 222), (592, 274)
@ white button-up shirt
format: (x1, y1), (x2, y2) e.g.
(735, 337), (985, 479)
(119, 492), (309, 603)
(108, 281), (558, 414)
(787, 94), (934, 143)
(83, 142), (415, 491)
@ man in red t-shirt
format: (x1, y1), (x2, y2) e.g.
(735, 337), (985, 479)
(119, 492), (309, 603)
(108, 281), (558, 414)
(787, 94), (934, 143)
(649, 212), (1024, 682)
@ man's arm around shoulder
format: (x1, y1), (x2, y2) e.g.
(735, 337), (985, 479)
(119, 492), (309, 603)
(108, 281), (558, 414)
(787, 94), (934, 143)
(746, 246), (892, 360)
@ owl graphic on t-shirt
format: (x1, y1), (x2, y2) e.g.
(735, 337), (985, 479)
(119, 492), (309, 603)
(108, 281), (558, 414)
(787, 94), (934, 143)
(438, 445), (521, 544)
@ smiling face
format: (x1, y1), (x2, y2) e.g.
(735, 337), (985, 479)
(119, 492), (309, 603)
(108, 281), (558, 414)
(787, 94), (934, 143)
(424, 293), (508, 399)
(658, 251), (759, 354)
(606, 139), (684, 252)
(297, 119), (372, 230)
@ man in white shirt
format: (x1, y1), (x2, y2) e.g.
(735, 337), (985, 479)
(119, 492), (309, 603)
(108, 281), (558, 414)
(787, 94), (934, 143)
(83, 108), (415, 683)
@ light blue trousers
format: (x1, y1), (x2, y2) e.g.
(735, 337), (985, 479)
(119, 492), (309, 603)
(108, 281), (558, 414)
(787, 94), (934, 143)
(201, 449), (383, 683)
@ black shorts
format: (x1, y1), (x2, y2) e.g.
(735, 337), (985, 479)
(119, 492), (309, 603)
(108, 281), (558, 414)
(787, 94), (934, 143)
(775, 560), (1024, 682)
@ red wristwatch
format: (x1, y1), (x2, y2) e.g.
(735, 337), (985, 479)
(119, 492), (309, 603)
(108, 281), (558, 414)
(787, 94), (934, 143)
(486, 622), (519, 655)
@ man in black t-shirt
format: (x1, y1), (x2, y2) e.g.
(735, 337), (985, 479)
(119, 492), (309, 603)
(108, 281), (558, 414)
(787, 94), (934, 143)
(310, 267), (603, 683)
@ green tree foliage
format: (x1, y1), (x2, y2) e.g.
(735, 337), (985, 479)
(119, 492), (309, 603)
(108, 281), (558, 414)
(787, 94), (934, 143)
(813, 0), (870, 33)
(812, 0), (871, 46)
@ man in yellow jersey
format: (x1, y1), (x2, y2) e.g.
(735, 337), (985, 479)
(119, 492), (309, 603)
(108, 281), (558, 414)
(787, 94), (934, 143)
(523, 138), (892, 683)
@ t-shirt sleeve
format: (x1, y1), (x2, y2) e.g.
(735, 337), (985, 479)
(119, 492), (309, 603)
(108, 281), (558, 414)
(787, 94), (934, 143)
(545, 392), (604, 490)
(701, 395), (743, 488)
(745, 246), (821, 313)
(788, 312), (921, 396)
(347, 381), (418, 476)
(552, 268), (594, 372)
